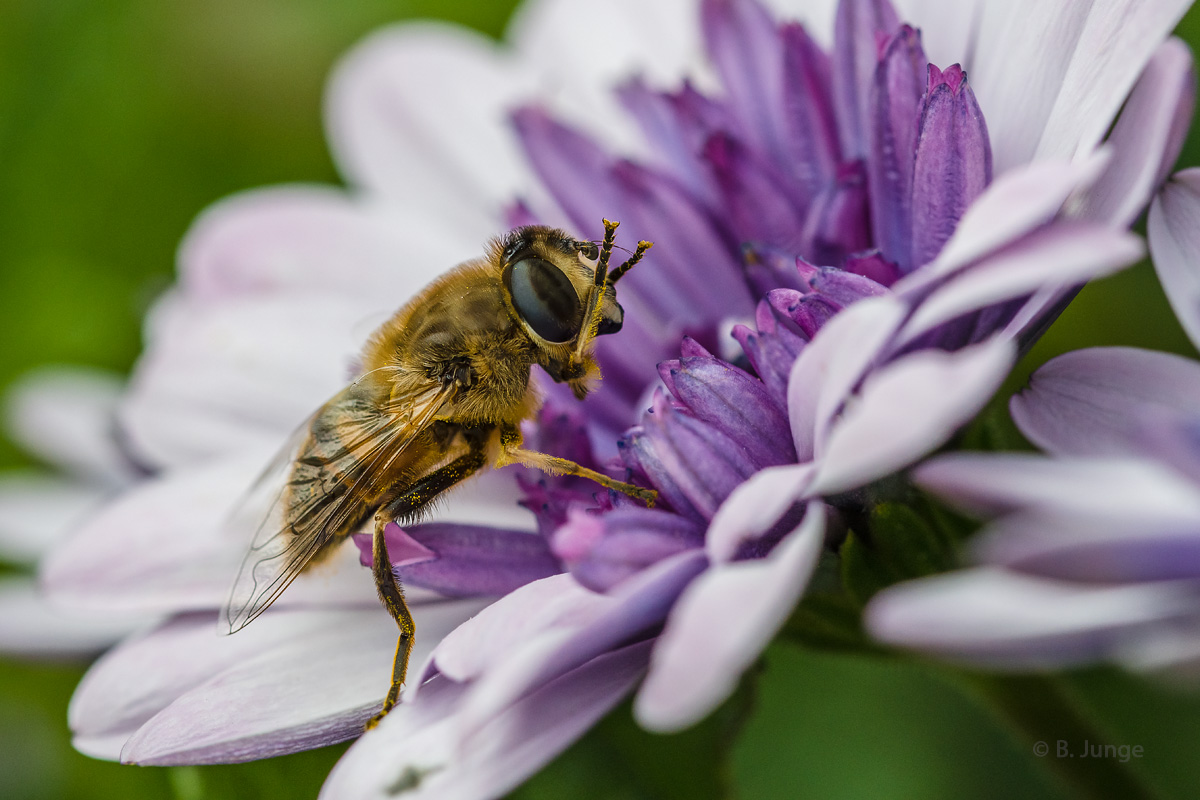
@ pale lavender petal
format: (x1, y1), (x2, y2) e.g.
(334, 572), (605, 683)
(553, 506), (704, 593)
(897, 154), (1108, 292)
(1080, 39), (1195, 226)
(456, 552), (706, 738)
(0, 475), (105, 564)
(898, 223), (1143, 343)
(812, 338), (1014, 496)
(1149, 169), (1200, 351)
(915, 454), (1200, 523)
(706, 464), (816, 562)
(867, 25), (925, 270)
(353, 523), (561, 597)
(909, 65), (992, 268)
(788, 295), (908, 459)
(178, 186), (474, 304)
(1011, 347), (1200, 457)
(321, 641), (652, 800)
(832, 0), (900, 158)
(0, 577), (149, 659)
(1031, 0), (1193, 164)
(112, 601), (484, 765)
(866, 568), (1198, 668)
(973, 512), (1200, 583)
(636, 502), (824, 731)
(119, 296), (366, 468)
(6, 367), (127, 483)
(326, 23), (536, 239)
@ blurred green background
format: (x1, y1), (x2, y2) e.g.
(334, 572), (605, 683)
(1, 1), (1200, 798)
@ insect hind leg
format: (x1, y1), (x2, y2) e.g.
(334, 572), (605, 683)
(365, 430), (490, 729)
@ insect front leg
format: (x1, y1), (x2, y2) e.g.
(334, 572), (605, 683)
(494, 422), (656, 505)
(365, 430), (491, 729)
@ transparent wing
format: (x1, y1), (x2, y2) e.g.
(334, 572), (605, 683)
(221, 377), (454, 634)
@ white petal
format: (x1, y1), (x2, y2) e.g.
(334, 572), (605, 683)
(787, 295), (907, 460)
(899, 223), (1143, 343)
(178, 186), (476, 304)
(326, 23), (537, 240)
(119, 295), (368, 468)
(636, 503), (824, 732)
(1034, 0), (1193, 164)
(866, 568), (1197, 668)
(5, 366), (128, 483)
(705, 464), (815, 563)
(892, 0), (982, 70)
(0, 474), (106, 564)
(812, 338), (1014, 496)
(914, 453), (1200, 523)
(1150, 168), (1200, 352)
(123, 603), (476, 765)
(1079, 38), (1195, 227)
(0, 577), (150, 659)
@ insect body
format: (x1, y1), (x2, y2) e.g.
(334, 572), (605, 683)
(223, 220), (654, 727)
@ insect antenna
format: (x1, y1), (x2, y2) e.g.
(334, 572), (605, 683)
(594, 218), (620, 288)
(608, 240), (653, 285)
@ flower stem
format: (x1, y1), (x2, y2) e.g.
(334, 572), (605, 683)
(951, 671), (1159, 800)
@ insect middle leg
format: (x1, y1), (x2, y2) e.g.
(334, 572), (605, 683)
(494, 422), (656, 505)
(365, 430), (490, 729)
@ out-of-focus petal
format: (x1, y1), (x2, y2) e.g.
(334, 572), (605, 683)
(832, 0), (901, 158)
(327, 23), (538, 240)
(973, 511), (1200, 583)
(812, 338), (1013, 496)
(177, 186), (475, 305)
(866, 568), (1198, 668)
(1011, 347), (1200, 457)
(1080, 39), (1195, 227)
(321, 641), (652, 800)
(1150, 169), (1200, 351)
(0, 476), (106, 565)
(636, 502), (824, 731)
(0, 577), (149, 659)
(915, 453), (1200, 523)
(898, 223), (1142, 342)
(6, 367), (127, 484)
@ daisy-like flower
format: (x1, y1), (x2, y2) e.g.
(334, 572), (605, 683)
(866, 167), (1200, 675)
(27, 0), (1195, 797)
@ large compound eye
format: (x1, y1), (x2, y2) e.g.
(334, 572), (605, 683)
(506, 257), (582, 343)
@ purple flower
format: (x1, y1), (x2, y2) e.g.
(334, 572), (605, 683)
(867, 165), (1200, 675)
(18, 0), (1196, 797)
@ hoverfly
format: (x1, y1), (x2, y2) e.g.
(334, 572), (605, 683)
(222, 220), (655, 727)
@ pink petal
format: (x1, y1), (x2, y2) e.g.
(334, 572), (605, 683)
(1080, 38), (1195, 226)
(1149, 168), (1200, 351)
(119, 296), (367, 468)
(866, 568), (1197, 668)
(914, 453), (1200, 523)
(787, 295), (907, 460)
(1011, 347), (1200, 457)
(320, 641), (652, 800)
(812, 338), (1014, 496)
(899, 223), (1142, 342)
(326, 23), (537, 240)
(178, 186), (474, 304)
(0, 577), (149, 659)
(6, 366), (128, 483)
(636, 502), (824, 732)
